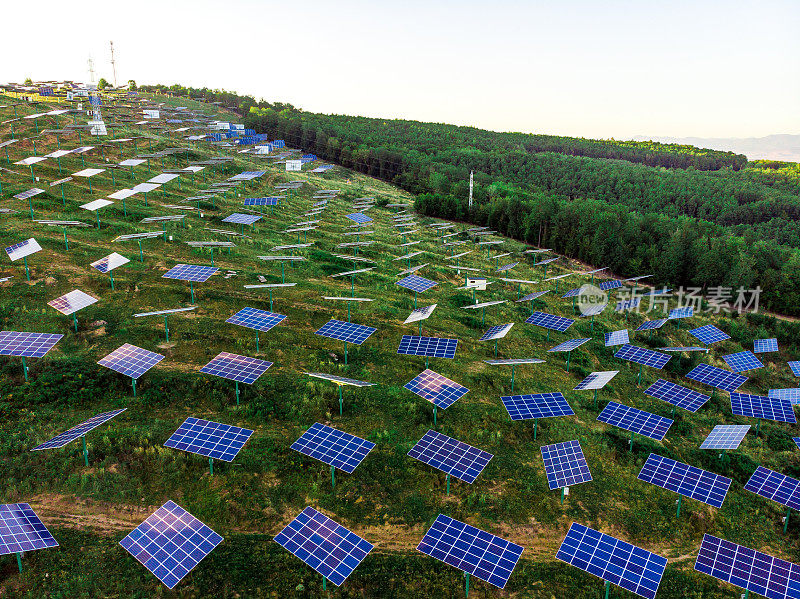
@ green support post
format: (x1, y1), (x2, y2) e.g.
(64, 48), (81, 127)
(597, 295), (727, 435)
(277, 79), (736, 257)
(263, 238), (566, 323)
(138, 240), (143, 262)
(331, 465), (335, 488)
(676, 495), (682, 517)
(209, 458), (214, 476)
(16, 552), (22, 573)
(190, 281), (195, 303)
(433, 405), (437, 426)
(72, 313), (78, 333)
(323, 576), (327, 591)
(164, 316), (169, 342)
(566, 351), (571, 372)
(21, 357), (28, 381)
(446, 473), (450, 495)
(338, 386), (343, 415)
(593, 388), (598, 409)
(605, 580), (610, 599)
(82, 436), (88, 466)
(256, 331), (260, 352)
(629, 431), (634, 452)
(534, 418), (538, 440)
(63, 228), (69, 250)
(28, 197), (34, 219)
(756, 419), (761, 437)
(235, 381), (240, 406)
(637, 364), (642, 386)
(132, 378), (137, 397)
(510, 365), (516, 391)
(561, 487), (566, 505)
(464, 572), (470, 597)
(494, 339), (498, 357)
(785, 507), (791, 534)
(109, 271), (115, 291)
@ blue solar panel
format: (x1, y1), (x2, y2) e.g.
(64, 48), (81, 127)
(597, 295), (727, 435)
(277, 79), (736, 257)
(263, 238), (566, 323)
(518, 290), (550, 302)
(395, 275), (437, 293)
(644, 379), (710, 413)
(700, 425), (750, 450)
(222, 213), (262, 225)
(614, 345), (671, 369)
(525, 311), (575, 332)
(199, 352), (272, 384)
(549, 338), (591, 352)
(500, 392), (574, 420)
(731, 392), (796, 423)
(574, 371), (618, 391)
(562, 288), (581, 299)
(754, 338), (778, 353)
(32, 409), (127, 450)
(162, 264), (218, 282)
(244, 197), (280, 206)
(0, 331), (63, 357)
(541, 440), (592, 490)
(598, 280), (622, 291)
(769, 388), (800, 405)
(605, 330), (629, 347)
(408, 430), (492, 483)
(274, 507), (373, 587)
(744, 466), (800, 511)
(789, 361), (800, 377)
(164, 417), (253, 462)
(637, 454), (731, 508)
(397, 335), (458, 358)
(615, 298), (641, 312)
(226, 307), (286, 332)
(315, 319), (376, 345)
(635, 319), (667, 331)
(0, 503), (58, 556)
(689, 325), (730, 345)
(795, 438), (800, 450)
(480, 324), (513, 341)
(404, 369), (468, 409)
(723, 351), (764, 373)
(97, 343), (164, 379)
(695, 534), (800, 599)
(668, 307), (693, 319)
(556, 522), (667, 599)
(417, 514), (523, 589)
(346, 213), (372, 224)
(290, 422), (375, 473)
(685, 363), (747, 392)
(119, 500), (222, 589)
(597, 401), (672, 440)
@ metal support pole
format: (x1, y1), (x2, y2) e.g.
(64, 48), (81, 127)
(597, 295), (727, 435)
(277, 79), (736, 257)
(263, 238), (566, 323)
(138, 240), (143, 262)
(676, 495), (682, 517)
(82, 436), (88, 466)
(132, 378), (137, 396)
(434, 405), (437, 426)
(338, 386), (343, 415)
(534, 419), (538, 440)
(235, 381), (240, 406)
(73, 313), (78, 332)
(64, 228), (69, 250)
(566, 351), (571, 372)
(629, 431), (634, 452)
(16, 552), (22, 573)
(164, 316), (169, 342)
(785, 507), (791, 534)
(464, 572), (470, 597)
(331, 465), (335, 488)
(605, 580), (610, 599)
(209, 458), (214, 476)
(190, 281), (195, 303)
(344, 341), (348, 365)
(446, 473), (450, 495)
(561, 487), (566, 505)
(756, 419), (761, 437)
(21, 357), (28, 381)
(256, 331), (260, 352)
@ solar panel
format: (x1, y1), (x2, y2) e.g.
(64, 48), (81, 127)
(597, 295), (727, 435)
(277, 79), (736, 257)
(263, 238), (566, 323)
(395, 275), (437, 293)
(635, 319), (667, 332)
(549, 338), (591, 352)
(0, 503), (58, 556)
(689, 325), (730, 344)
(461, 300), (506, 310)
(574, 371), (618, 391)
(667, 307), (693, 319)
(222, 213), (261, 225)
(417, 514), (523, 589)
(119, 500), (222, 589)
(723, 351), (764, 373)
(162, 264), (218, 282)
(134, 307), (197, 318)
(659, 346), (709, 353)
(731, 392), (796, 423)
(614, 345), (671, 369)
(305, 372), (374, 387)
(199, 352), (273, 384)
(315, 320), (376, 345)
(541, 440), (592, 490)
(700, 425), (750, 450)
(291, 422), (375, 473)
(525, 311), (575, 332)
(685, 363), (747, 392)
(226, 307), (286, 332)
(346, 213), (372, 224)
(637, 454), (731, 508)
(500, 392), (574, 420)
(90, 252), (129, 273)
(795, 438), (800, 450)
(480, 323), (514, 341)
(517, 291), (552, 303)
(80, 199), (113, 212)
(484, 358), (545, 365)
(404, 304), (437, 324)
(605, 330), (630, 347)
(47, 289), (98, 315)
(695, 534), (800, 599)
(598, 279), (622, 291)
(5, 238), (42, 261)
(32, 409), (126, 450)
(164, 417), (253, 461)
(754, 338), (779, 353)
(274, 507), (373, 587)
(244, 197), (280, 206)
(789, 361), (800, 377)
(556, 522), (666, 599)
(615, 298), (641, 312)
(408, 430), (492, 483)
(0, 331), (63, 357)
(97, 344), (164, 379)
(404, 369), (468, 409)
(769, 388), (800, 405)
(561, 288), (582, 299)
(496, 262), (518, 272)
(644, 379), (710, 413)
(398, 335), (458, 359)
(597, 401), (672, 440)
(745, 466), (800, 511)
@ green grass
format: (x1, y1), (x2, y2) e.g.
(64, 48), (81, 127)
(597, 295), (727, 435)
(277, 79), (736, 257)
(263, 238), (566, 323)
(0, 92), (799, 598)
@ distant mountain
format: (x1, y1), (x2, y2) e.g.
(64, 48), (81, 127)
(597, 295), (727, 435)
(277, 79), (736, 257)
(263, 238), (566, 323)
(632, 134), (800, 163)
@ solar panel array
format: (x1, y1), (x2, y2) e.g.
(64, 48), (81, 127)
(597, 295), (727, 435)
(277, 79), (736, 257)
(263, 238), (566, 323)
(315, 319), (377, 345)
(226, 307), (286, 332)
(417, 514), (523, 589)
(119, 500), (222, 589)
(723, 351), (764, 373)
(744, 466), (800, 510)
(274, 507), (373, 586)
(753, 338), (779, 353)
(500, 392), (574, 420)
(97, 343), (164, 379)
(700, 425), (750, 450)
(525, 311), (575, 332)
(597, 402), (672, 440)
(162, 264), (218, 282)
(32, 409), (127, 450)
(695, 534), (800, 599)
(685, 363), (748, 392)
(397, 335), (458, 358)
(0, 503), (58, 556)
(644, 379), (710, 413)
(637, 454), (731, 508)
(541, 440), (592, 490)
(345, 213), (372, 224)
(408, 429), (492, 483)
(163, 415), (253, 462)
(199, 352), (273, 384)
(404, 369), (468, 409)
(667, 307), (693, 319)
(556, 522), (666, 599)
(291, 422), (375, 473)
(614, 345), (671, 369)
(730, 392), (796, 423)
(0, 331), (63, 357)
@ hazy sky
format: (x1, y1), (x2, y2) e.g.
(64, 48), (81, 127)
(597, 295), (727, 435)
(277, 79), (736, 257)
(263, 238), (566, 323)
(5, 0), (799, 139)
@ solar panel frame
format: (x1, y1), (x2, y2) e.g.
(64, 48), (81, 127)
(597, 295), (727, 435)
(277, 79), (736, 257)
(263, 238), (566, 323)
(47, 289), (98, 315)
(525, 311), (575, 332)
(614, 345), (671, 369)
(305, 372), (374, 387)
(644, 379), (710, 413)
(480, 323), (514, 341)
(541, 440), (592, 490)
(199, 352), (273, 384)
(730, 392), (796, 423)
(605, 330), (630, 347)
(689, 325), (730, 345)
(635, 319), (667, 331)
(408, 429), (492, 483)
(315, 319), (376, 345)
(225, 307), (286, 332)
(97, 343), (164, 379)
(723, 351), (764, 373)
(745, 466), (800, 511)
(397, 335), (458, 359)
(395, 275), (437, 293)
(597, 401), (673, 440)
(549, 338), (591, 352)
(637, 453), (731, 508)
(164, 416), (254, 462)
(90, 252), (129, 273)
(789, 361), (800, 377)
(345, 213), (372, 224)
(32, 408), (127, 450)
(700, 425), (750, 450)
(403, 304), (437, 324)
(0, 503), (58, 556)
(753, 338), (779, 353)
(500, 392), (574, 420)
(0, 331), (63, 357)
(222, 213), (262, 225)
(574, 371), (619, 391)
(162, 264), (218, 282)
(404, 369), (468, 409)
(685, 363), (748, 392)
(290, 422), (375, 473)
(5, 238), (42, 261)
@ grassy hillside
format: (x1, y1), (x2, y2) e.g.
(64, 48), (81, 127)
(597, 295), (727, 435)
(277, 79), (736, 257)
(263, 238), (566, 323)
(1, 91), (799, 598)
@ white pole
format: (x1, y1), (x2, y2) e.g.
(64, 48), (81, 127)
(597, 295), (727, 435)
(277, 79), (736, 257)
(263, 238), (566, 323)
(469, 170), (473, 208)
